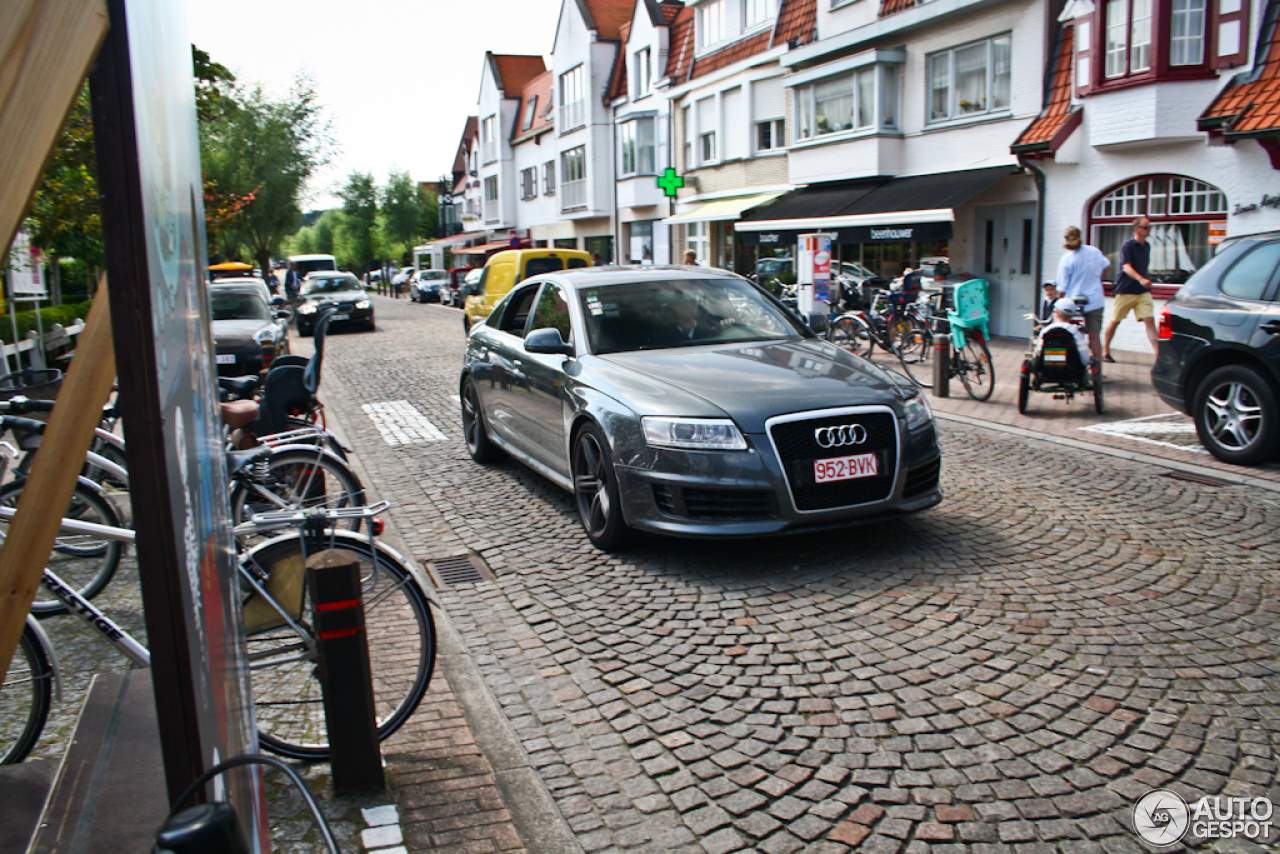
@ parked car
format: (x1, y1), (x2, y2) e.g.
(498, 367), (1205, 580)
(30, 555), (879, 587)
(1152, 230), (1280, 465)
(391, 267), (415, 292)
(460, 266), (943, 550)
(410, 269), (449, 303)
(210, 285), (290, 376)
(210, 276), (275, 304)
(288, 253), (338, 278)
(463, 248), (592, 331)
(295, 272), (375, 336)
(446, 267), (472, 306)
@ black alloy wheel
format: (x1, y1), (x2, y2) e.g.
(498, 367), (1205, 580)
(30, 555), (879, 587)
(461, 379), (500, 463)
(571, 423), (632, 551)
(1193, 364), (1280, 465)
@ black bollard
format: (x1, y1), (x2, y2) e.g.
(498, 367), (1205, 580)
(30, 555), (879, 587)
(933, 334), (951, 398)
(305, 548), (386, 793)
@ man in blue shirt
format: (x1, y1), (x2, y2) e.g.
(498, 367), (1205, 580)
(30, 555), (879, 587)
(1103, 217), (1157, 362)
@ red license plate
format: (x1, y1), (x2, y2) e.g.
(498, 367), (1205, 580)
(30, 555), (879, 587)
(814, 452), (879, 484)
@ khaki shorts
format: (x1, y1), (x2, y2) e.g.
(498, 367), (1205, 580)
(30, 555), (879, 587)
(1112, 292), (1155, 322)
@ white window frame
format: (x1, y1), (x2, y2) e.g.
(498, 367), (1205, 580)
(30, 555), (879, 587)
(560, 65), (586, 132)
(522, 97), (538, 132)
(482, 115), (498, 164)
(543, 160), (556, 195)
(697, 0), (773, 53)
(520, 167), (538, 200)
(794, 64), (901, 140)
(926, 34), (1011, 124)
(618, 117), (656, 177)
(756, 118), (786, 152)
(561, 145), (587, 210)
(634, 48), (652, 98)
(483, 175), (500, 222)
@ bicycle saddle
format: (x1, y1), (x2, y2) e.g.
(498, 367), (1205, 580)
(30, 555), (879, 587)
(218, 375), (261, 399)
(220, 400), (259, 429)
(225, 445), (273, 476)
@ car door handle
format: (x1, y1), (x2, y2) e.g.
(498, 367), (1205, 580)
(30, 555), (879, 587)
(512, 360), (522, 368)
(1262, 320), (1280, 335)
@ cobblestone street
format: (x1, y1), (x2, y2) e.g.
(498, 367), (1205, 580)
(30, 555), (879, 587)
(313, 296), (1280, 854)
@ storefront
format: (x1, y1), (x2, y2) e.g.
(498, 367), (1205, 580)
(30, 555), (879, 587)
(663, 191), (787, 270)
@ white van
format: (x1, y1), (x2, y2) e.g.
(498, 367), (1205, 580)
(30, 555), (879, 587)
(288, 254), (338, 277)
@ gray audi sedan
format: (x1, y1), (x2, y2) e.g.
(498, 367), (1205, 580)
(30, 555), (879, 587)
(460, 266), (942, 550)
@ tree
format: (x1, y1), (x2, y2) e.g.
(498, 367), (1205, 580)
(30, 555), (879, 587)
(340, 172), (379, 274)
(201, 76), (332, 274)
(418, 183), (439, 243)
(381, 170), (421, 263)
(192, 46), (235, 124)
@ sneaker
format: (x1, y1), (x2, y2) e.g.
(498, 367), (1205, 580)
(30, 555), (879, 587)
(1103, 354), (1116, 363)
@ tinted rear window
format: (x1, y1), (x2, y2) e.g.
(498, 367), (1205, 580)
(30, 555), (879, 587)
(567, 258), (589, 269)
(524, 257), (565, 278)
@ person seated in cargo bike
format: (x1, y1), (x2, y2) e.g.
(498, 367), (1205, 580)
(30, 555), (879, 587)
(1033, 297), (1093, 374)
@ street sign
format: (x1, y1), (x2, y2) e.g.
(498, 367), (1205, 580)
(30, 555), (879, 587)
(7, 227), (48, 299)
(657, 168), (685, 198)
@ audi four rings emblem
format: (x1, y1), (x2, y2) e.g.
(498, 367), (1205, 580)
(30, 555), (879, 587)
(815, 424), (868, 448)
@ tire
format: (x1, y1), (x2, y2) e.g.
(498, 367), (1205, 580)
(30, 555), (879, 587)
(1192, 364), (1280, 465)
(828, 316), (872, 358)
(461, 378), (501, 463)
(571, 423), (633, 551)
(0, 621), (53, 764)
(958, 335), (995, 401)
(887, 315), (917, 356)
(298, 325), (314, 338)
(1092, 363), (1105, 415)
(1, 479), (126, 617)
(900, 333), (935, 389)
(244, 531), (435, 759)
(229, 448), (366, 542)
(463, 315), (472, 334)
(1018, 362), (1032, 414)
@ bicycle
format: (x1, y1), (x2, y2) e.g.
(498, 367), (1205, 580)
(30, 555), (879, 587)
(0, 498), (436, 764)
(896, 280), (996, 401)
(827, 287), (926, 360)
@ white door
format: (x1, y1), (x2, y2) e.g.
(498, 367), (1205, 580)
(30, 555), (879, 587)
(976, 204), (1038, 338)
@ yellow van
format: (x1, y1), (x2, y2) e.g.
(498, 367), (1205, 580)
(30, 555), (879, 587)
(463, 248), (592, 330)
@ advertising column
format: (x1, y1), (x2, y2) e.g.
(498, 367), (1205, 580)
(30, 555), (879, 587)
(797, 233), (832, 317)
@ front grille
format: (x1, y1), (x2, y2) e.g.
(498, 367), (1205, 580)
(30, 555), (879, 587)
(652, 484), (777, 521)
(903, 457), (941, 499)
(768, 410), (898, 512)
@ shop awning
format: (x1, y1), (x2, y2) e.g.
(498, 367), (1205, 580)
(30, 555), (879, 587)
(662, 191), (786, 225)
(419, 231), (485, 250)
(737, 166), (1019, 242)
(453, 241), (524, 255)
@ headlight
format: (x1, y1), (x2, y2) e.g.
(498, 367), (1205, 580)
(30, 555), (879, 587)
(642, 417), (748, 451)
(297, 303), (317, 315)
(902, 392), (933, 429)
(355, 299), (371, 310)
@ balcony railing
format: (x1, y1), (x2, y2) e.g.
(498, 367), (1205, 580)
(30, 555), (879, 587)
(484, 198), (499, 223)
(482, 141), (498, 164)
(561, 179), (586, 211)
(560, 100), (585, 132)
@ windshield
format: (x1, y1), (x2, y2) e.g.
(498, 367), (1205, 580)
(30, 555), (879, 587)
(421, 270), (447, 280)
(301, 277), (357, 294)
(580, 277), (805, 354)
(210, 290), (271, 321)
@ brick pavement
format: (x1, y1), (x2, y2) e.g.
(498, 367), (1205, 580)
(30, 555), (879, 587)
(311, 295), (1280, 854)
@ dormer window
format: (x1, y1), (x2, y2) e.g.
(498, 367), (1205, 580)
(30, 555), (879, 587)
(522, 97), (538, 132)
(634, 48), (651, 97)
(697, 0), (772, 52)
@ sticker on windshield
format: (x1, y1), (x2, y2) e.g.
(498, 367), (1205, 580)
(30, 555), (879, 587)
(586, 294), (603, 315)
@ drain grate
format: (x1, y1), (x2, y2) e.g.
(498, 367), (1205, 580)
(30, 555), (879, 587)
(424, 555), (495, 588)
(1161, 470), (1235, 487)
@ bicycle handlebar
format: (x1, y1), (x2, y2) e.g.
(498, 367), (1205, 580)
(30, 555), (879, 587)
(0, 396), (56, 414)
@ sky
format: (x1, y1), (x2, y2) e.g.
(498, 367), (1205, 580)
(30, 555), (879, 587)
(184, 0), (564, 210)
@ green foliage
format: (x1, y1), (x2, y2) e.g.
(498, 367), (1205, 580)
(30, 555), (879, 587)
(340, 173), (379, 273)
(0, 302), (92, 345)
(27, 86), (102, 267)
(192, 45), (236, 124)
(381, 170), (422, 259)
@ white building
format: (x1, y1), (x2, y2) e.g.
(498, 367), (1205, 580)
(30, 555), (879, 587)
(511, 70), (562, 246)
(474, 53), (547, 256)
(1014, 0), (1280, 304)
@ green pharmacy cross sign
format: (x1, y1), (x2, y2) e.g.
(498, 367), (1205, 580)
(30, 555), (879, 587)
(656, 168), (685, 197)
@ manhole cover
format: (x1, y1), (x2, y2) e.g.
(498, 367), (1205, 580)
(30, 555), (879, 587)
(1160, 470), (1235, 487)
(424, 555), (494, 587)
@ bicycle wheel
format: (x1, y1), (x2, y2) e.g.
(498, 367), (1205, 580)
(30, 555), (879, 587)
(827, 316), (872, 358)
(229, 447), (366, 538)
(243, 530), (435, 759)
(0, 621), (53, 764)
(0, 479), (126, 617)
(958, 335), (995, 401)
(899, 329), (935, 389)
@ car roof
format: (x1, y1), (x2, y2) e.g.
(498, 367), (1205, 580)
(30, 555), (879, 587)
(303, 271), (358, 280)
(211, 285), (268, 298)
(211, 277), (269, 286)
(536, 265), (744, 289)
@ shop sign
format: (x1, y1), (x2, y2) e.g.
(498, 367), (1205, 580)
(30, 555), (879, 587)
(1208, 222), (1228, 245)
(1232, 193), (1280, 215)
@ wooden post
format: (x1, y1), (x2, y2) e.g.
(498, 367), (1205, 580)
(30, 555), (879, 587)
(305, 548), (386, 793)
(0, 277), (114, 685)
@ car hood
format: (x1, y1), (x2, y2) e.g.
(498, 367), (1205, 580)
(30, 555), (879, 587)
(301, 290), (365, 302)
(212, 319), (273, 349)
(590, 339), (911, 433)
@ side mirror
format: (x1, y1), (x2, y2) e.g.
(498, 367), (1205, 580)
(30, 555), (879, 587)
(524, 327), (575, 356)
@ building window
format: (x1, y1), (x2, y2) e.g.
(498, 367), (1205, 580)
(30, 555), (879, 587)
(634, 48), (651, 97)
(753, 76), (786, 152)
(1170, 0), (1206, 65)
(543, 160), (556, 195)
(1106, 0), (1154, 77)
(1086, 0), (1225, 89)
(697, 0), (771, 51)
(619, 117), (656, 176)
(627, 221), (654, 263)
(687, 221), (709, 265)
(757, 119), (785, 151)
(928, 35), (1011, 122)
(520, 167), (538, 200)
(698, 0), (726, 48)
(1089, 175), (1227, 285)
(482, 115), (498, 164)
(522, 96), (538, 132)
(744, 0), (770, 27)
(560, 65), (585, 132)
(682, 105), (692, 170)
(483, 175), (499, 223)
(697, 96), (716, 164)
(795, 63), (901, 139)
(561, 146), (587, 210)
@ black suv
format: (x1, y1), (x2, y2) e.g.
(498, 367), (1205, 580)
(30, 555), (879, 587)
(1152, 230), (1280, 465)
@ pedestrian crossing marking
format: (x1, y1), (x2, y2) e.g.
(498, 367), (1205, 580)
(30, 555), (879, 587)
(362, 400), (447, 445)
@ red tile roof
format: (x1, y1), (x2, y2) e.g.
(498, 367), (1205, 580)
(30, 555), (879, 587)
(1200, 0), (1280, 140)
(659, 0), (683, 24)
(491, 54), (547, 96)
(453, 116), (478, 174)
(513, 71), (554, 141)
(607, 35), (628, 101)
(879, 0), (918, 17)
(580, 0), (634, 39)
(1012, 24), (1082, 155)
(665, 0), (815, 84)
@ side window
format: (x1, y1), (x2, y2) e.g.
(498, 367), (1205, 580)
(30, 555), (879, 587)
(497, 284), (541, 337)
(1220, 242), (1280, 301)
(529, 283), (574, 345)
(567, 257), (589, 269)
